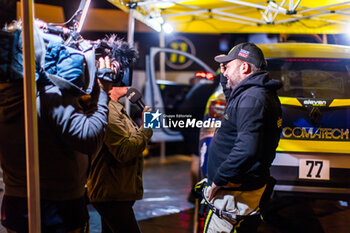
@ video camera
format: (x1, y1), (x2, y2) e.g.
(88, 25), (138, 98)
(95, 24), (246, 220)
(93, 36), (138, 87)
(40, 25), (138, 89)
(45, 0), (137, 88)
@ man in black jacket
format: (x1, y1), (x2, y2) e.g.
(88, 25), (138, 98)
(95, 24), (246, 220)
(0, 21), (112, 231)
(204, 42), (282, 233)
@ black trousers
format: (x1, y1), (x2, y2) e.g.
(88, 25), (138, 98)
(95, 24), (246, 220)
(92, 201), (141, 233)
(233, 215), (262, 233)
(1, 195), (89, 233)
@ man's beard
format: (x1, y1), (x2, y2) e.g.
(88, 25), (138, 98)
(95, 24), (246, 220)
(226, 74), (245, 89)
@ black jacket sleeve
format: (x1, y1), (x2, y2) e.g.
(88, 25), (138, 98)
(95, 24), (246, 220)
(42, 86), (109, 155)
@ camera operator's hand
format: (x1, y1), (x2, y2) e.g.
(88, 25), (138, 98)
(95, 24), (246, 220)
(97, 56), (119, 94)
(99, 56), (120, 73)
(97, 56), (120, 80)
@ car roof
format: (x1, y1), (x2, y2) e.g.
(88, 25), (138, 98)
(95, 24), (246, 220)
(258, 43), (350, 59)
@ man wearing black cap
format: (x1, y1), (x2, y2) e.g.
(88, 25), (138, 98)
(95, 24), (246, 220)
(204, 42), (282, 233)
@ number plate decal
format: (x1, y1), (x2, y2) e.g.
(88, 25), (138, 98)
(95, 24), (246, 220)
(299, 159), (330, 180)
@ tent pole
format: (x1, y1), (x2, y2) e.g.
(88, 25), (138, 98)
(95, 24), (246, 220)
(127, 10), (135, 45)
(21, 0), (41, 232)
(126, 7), (135, 115)
(159, 30), (165, 81)
(159, 29), (166, 163)
(322, 34), (328, 44)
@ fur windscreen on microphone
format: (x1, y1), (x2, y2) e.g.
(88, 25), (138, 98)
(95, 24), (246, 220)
(126, 87), (143, 104)
(102, 34), (138, 67)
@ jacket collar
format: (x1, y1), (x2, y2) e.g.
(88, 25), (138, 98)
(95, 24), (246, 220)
(110, 99), (125, 113)
(227, 71), (267, 101)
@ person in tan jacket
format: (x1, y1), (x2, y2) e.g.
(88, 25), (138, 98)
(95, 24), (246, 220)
(87, 84), (153, 233)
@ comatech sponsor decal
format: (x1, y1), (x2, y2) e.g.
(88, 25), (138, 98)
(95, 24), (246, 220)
(282, 127), (349, 140)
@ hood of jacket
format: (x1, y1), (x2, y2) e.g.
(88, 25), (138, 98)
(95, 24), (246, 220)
(225, 71), (282, 102)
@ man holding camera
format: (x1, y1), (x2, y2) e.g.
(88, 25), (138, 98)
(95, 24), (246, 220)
(0, 25), (122, 232)
(204, 43), (282, 233)
(0, 71), (111, 233)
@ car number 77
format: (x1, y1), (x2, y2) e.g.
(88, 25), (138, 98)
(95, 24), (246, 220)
(299, 159), (330, 180)
(306, 160), (323, 178)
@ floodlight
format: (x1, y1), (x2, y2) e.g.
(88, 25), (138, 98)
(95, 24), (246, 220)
(162, 22), (173, 34)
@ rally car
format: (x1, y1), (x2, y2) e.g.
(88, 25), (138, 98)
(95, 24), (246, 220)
(199, 43), (350, 199)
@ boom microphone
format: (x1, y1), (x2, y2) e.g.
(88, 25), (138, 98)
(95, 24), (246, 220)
(46, 25), (64, 34)
(126, 88), (145, 110)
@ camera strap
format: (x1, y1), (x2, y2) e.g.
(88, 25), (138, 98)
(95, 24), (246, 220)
(45, 72), (86, 96)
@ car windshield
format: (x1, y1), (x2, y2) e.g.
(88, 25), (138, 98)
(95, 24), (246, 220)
(267, 58), (350, 99)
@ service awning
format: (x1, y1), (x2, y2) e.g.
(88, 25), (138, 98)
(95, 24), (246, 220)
(107, 0), (350, 34)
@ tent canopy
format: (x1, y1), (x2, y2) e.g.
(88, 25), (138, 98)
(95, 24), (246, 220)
(107, 0), (350, 34)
